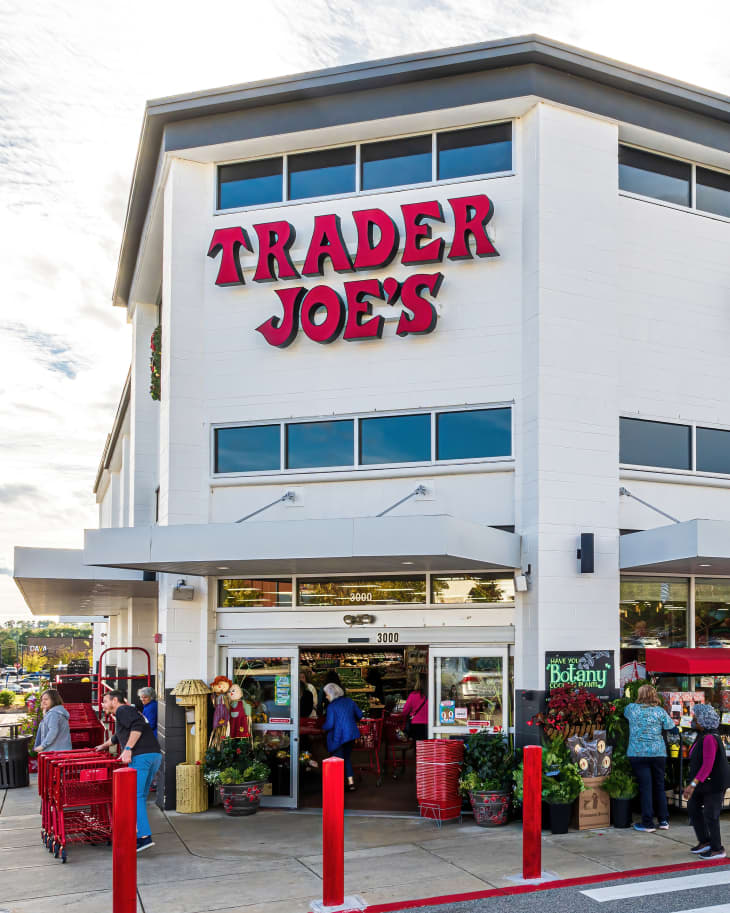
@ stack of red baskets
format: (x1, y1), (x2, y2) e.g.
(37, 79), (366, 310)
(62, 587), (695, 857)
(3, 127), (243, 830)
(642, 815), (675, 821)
(416, 739), (464, 821)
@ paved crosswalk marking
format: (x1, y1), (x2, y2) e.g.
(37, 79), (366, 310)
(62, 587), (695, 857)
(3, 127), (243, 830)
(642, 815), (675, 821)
(581, 869), (730, 902)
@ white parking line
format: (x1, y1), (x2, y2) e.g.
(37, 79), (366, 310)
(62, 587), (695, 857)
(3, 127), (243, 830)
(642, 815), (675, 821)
(581, 869), (730, 902)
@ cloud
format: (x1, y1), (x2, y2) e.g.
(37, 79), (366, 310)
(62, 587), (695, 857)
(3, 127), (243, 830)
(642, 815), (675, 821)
(1, 323), (86, 379)
(0, 568), (11, 577)
(0, 484), (39, 505)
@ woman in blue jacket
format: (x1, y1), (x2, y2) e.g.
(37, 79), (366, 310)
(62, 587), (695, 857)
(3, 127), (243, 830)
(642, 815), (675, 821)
(322, 683), (363, 791)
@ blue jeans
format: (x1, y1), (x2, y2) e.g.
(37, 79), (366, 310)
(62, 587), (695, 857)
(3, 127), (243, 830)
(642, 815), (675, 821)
(629, 756), (668, 827)
(130, 752), (162, 836)
(332, 741), (354, 779)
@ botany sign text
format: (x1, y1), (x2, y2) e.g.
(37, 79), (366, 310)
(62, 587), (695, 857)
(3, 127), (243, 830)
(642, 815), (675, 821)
(207, 194), (498, 347)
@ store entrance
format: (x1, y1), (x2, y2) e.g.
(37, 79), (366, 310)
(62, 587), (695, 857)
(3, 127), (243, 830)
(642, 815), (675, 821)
(298, 645), (428, 813)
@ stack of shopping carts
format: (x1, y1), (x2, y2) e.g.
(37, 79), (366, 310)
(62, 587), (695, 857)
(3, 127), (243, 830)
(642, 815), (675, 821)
(416, 739), (464, 823)
(38, 750), (121, 862)
(65, 703), (106, 750)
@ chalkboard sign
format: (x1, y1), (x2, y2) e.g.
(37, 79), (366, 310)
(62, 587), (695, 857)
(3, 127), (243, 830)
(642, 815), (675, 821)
(545, 651), (614, 698)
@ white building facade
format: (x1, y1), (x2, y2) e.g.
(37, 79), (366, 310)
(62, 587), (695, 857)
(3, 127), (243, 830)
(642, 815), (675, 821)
(14, 35), (730, 807)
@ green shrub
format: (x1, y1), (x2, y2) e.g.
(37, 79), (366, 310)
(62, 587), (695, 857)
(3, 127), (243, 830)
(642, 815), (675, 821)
(0, 690), (15, 708)
(459, 733), (514, 794)
(219, 767), (244, 785)
(513, 736), (585, 805)
(243, 760), (270, 782)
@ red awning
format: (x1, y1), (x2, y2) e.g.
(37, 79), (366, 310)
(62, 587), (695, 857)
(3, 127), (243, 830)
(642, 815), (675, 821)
(645, 648), (730, 674)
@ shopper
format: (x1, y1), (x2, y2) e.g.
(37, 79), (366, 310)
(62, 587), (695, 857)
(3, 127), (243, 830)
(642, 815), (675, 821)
(96, 689), (161, 852)
(322, 682), (363, 791)
(401, 674), (429, 741)
(139, 687), (158, 736)
(300, 679), (315, 719)
(34, 690), (72, 753)
(317, 670), (343, 717)
(299, 669), (318, 718)
(683, 704), (730, 860)
(624, 684), (677, 832)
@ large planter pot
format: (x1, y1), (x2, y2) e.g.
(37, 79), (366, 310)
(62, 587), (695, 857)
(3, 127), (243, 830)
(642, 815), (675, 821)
(610, 797), (633, 829)
(469, 790), (510, 827)
(219, 780), (267, 816)
(547, 801), (573, 835)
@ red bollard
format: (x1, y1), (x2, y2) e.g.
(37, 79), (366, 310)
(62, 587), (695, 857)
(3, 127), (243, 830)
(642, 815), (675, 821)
(322, 757), (344, 908)
(113, 767), (137, 913)
(522, 745), (542, 880)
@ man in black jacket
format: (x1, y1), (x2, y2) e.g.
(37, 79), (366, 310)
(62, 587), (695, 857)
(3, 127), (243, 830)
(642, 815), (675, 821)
(96, 689), (161, 852)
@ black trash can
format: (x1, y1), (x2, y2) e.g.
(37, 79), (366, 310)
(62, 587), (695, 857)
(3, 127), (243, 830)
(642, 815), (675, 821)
(0, 728), (31, 788)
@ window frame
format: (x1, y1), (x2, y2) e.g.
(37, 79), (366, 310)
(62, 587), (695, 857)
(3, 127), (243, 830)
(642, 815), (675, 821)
(620, 415), (730, 479)
(210, 403), (514, 479)
(618, 142), (730, 223)
(214, 120), (515, 214)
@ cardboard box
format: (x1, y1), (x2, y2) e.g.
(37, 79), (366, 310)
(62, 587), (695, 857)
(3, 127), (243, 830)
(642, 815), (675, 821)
(573, 777), (610, 830)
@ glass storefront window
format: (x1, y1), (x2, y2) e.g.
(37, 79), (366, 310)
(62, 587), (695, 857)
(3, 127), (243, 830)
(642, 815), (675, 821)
(219, 579), (293, 608)
(231, 656), (293, 721)
(620, 577), (688, 666)
(215, 425), (281, 473)
(432, 574), (515, 604)
(434, 655), (504, 729)
(297, 576), (427, 606)
(696, 579), (730, 647)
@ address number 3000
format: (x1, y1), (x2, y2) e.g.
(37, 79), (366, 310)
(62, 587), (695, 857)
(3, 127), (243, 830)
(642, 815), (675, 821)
(376, 632), (399, 643)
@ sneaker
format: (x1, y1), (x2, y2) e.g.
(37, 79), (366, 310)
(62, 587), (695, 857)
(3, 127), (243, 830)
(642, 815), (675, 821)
(699, 847), (727, 860)
(691, 843), (711, 854)
(136, 836), (155, 853)
(658, 820), (670, 830)
(633, 823), (656, 833)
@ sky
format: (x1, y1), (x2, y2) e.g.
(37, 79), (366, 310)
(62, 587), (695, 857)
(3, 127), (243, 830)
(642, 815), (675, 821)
(2, 0), (730, 621)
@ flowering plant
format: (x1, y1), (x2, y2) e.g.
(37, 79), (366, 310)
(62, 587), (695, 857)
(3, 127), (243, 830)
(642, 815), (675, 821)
(532, 685), (609, 739)
(150, 325), (161, 401)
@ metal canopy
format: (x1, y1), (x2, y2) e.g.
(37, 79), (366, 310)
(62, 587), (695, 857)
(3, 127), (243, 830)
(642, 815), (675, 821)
(83, 514), (521, 577)
(13, 547), (157, 616)
(620, 519), (730, 575)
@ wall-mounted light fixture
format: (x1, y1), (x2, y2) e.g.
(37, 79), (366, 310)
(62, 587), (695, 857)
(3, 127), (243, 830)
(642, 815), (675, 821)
(172, 579), (195, 601)
(343, 614), (376, 626)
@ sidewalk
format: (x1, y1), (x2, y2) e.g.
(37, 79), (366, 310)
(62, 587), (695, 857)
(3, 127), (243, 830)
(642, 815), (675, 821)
(2, 782), (729, 913)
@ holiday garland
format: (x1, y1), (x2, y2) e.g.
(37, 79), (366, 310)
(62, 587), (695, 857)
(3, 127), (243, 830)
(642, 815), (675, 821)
(150, 325), (161, 401)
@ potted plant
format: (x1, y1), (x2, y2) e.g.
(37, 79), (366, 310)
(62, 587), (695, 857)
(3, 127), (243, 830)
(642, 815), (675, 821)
(218, 760), (270, 816)
(203, 737), (270, 813)
(459, 733), (514, 827)
(602, 751), (638, 829)
(533, 685), (608, 741)
(514, 738), (584, 835)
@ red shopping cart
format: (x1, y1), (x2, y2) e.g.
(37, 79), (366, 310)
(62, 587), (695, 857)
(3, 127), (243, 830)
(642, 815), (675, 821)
(353, 717), (383, 786)
(65, 703), (106, 749)
(40, 751), (121, 862)
(382, 712), (414, 779)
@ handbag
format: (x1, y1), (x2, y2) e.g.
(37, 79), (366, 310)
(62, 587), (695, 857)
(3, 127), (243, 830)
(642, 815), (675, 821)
(404, 697), (427, 739)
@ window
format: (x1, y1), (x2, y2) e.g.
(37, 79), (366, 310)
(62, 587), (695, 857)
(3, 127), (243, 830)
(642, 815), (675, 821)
(619, 417), (691, 471)
(436, 408), (511, 461)
(696, 579), (730, 647)
(288, 147), (356, 201)
(433, 654), (504, 729)
(361, 135), (432, 191)
(620, 577), (688, 666)
(437, 123), (512, 180)
(696, 167), (730, 218)
(359, 414), (431, 465)
(297, 576), (427, 606)
(217, 123), (513, 209)
(218, 158), (283, 209)
(618, 146), (690, 207)
(696, 427), (730, 474)
(215, 425), (280, 474)
(432, 574), (515, 604)
(213, 406), (513, 475)
(286, 420), (353, 469)
(219, 579), (293, 608)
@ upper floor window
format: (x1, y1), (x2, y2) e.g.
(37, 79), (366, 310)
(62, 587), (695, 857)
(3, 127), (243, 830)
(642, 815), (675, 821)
(213, 405), (512, 475)
(288, 147), (356, 201)
(619, 146), (690, 207)
(619, 144), (730, 218)
(361, 135), (432, 190)
(437, 123), (512, 181)
(218, 158), (283, 210)
(620, 416), (730, 475)
(217, 122), (512, 210)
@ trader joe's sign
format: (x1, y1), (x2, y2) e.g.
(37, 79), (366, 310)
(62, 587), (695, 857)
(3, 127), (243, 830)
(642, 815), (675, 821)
(207, 194), (498, 347)
(545, 651), (614, 698)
